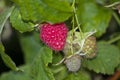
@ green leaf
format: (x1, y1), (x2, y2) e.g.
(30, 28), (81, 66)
(96, 0), (107, 5)
(117, 40), (120, 71)
(53, 66), (68, 80)
(83, 42), (120, 74)
(20, 32), (55, 80)
(64, 71), (91, 80)
(117, 64), (120, 70)
(51, 53), (68, 80)
(0, 6), (14, 35)
(20, 32), (43, 63)
(0, 65), (31, 80)
(43, 0), (72, 12)
(0, 0), (6, 9)
(10, 7), (34, 33)
(12, 0), (72, 23)
(0, 43), (18, 71)
(117, 40), (120, 50)
(30, 47), (55, 80)
(77, 1), (112, 37)
(52, 52), (63, 64)
(110, 0), (120, 3)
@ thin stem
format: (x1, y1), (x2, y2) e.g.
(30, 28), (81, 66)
(105, 1), (120, 8)
(113, 12), (120, 26)
(70, 17), (74, 55)
(107, 35), (120, 44)
(72, 0), (75, 36)
(72, 0), (75, 8)
(52, 66), (66, 74)
(72, 0), (83, 39)
(75, 13), (83, 38)
(69, 0), (76, 55)
(52, 58), (65, 66)
(70, 0), (84, 55)
(72, 15), (75, 37)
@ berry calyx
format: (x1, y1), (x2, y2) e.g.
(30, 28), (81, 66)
(40, 23), (68, 51)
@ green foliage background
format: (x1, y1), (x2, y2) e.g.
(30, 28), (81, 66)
(0, 0), (120, 80)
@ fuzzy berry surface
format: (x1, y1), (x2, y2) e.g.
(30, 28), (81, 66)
(82, 36), (97, 58)
(40, 23), (68, 51)
(64, 54), (81, 72)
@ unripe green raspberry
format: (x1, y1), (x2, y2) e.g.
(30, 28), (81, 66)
(64, 54), (81, 72)
(63, 42), (80, 57)
(82, 36), (97, 59)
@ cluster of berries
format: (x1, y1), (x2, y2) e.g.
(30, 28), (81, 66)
(39, 23), (97, 72)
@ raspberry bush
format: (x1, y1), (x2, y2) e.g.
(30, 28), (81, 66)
(0, 0), (120, 80)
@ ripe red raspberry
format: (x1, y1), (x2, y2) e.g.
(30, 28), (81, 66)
(40, 23), (68, 51)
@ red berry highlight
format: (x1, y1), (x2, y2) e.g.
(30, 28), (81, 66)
(40, 23), (68, 51)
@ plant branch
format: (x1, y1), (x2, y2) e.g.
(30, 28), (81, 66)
(113, 12), (120, 26)
(107, 35), (120, 44)
(52, 66), (66, 74)
(105, 1), (120, 8)
(72, 0), (83, 38)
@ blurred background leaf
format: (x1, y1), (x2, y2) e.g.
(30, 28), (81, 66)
(0, 44), (19, 71)
(64, 71), (91, 80)
(0, 40), (55, 80)
(0, 65), (31, 80)
(83, 42), (120, 74)
(19, 32), (43, 63)
(0, 6), (14, 35)
(110, 0), (120, 3)
(30, 47), (55, 80)
(77, 0), (112, 37)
